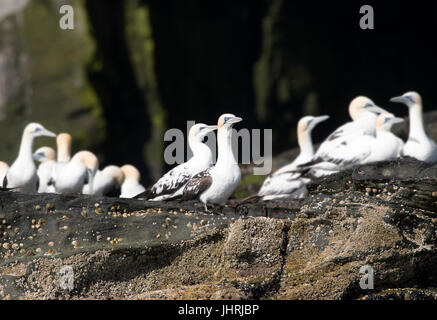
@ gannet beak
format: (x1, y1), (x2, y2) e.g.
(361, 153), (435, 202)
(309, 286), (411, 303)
(390, 96), (408, 105)
(366, 105), (389, 115)
(390, 117), (404, 124)
(228, 117), (243, 124)
(42, 129), (57, 138)
(204, 125), (218, 133)
(313, 115), (330, 125)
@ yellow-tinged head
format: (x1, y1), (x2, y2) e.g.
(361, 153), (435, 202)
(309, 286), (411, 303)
(24, 123), (56, 138)
(33, 146), (56, 162)
(75, 151), (99, 173)
(217, 113), (243, 130)
(348, 96), (388, 121)
(390, 91), (423, 111)
(121, 164), (141, 182)
(102, 165), (125, 187)
(189, 123), (218, 141)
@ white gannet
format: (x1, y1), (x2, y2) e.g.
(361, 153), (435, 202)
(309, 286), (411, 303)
(4, 123), (56, 193)
(182, 114), (242, 211)
(33, 146), (57, 193)
(120, 164), (146, 198)
(390, 91), (437, 163)
(304, 113), (404, 175)
(51, 133), (99, 194)
(141, 123), (217, 201)
(362, 113), (405, 163)
(299, 96), (389, 177)
(257, 115), (330, 201)
(82, 165), (125, 196)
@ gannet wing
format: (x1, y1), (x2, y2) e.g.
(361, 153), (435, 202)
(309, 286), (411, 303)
(147, 164), (192, 199)
(306, 135), (373, 170)
(181, 168), (213, 201)
(258, 173), (306, 197)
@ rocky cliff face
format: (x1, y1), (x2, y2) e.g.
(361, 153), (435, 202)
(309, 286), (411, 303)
(0, 158), (436, 300)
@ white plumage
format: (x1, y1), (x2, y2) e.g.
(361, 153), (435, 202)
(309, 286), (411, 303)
(258, 115), (329, 201)
(82, 165), (124, 196)
(4, 123), (56, 193)
(146, 123), (217, 201)
(301, 96), (389, 177)
(182, 114), (242, 211)
(390, 91), (437, 163)
(33, 146), (57, 193)
(120, 164), (145, 198)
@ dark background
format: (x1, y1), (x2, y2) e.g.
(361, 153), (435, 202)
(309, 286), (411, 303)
(1, 0), (436, 185)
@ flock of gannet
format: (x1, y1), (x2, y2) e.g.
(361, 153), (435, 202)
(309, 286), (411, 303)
(255, 91), (437, 202)
(1, 126), (145, 198)
(0, 91), (436, 209)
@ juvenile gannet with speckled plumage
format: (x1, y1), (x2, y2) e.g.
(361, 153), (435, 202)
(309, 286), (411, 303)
(140, 123), (217, 201)
(120, 164), (146, 198)
(256, 115), (329, 201)
(299, 96), (389, 177)
(3, 123), (56, 192)
(33, 146), (57, 193)
(82, 165), (124, 196)
(182, 114), (242, 211)
(390, 91), (437, 163)
(51, 133), (99, 194)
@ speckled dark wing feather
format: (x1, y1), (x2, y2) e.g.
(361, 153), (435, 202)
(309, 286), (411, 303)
(181, 169), (213, 201)
(146, 166), (191, 199)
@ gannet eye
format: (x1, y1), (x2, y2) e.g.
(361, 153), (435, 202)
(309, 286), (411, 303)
(224, 117), (231, 123)
(364, 103), (373, 108)
(34, 127), (42, 133)
(307, 119), (313, 126)
(199, 127), (205, 132)
(405, 95), (415, 104)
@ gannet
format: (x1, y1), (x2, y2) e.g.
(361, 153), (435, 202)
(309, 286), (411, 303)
(52, 133), (99, 194)
(82, 165), (125, 196)
(303, 113), (404, 176)
(256, 115), (330, 201)
(140, 123), (217, 201)
(33, 146), (57, 193)
(120, 164), (146, 198)
(299, 96), (389, 177)
(390, 91), (437, 163)
(4, 123), (56, 193)
(182, 114), (242, 211)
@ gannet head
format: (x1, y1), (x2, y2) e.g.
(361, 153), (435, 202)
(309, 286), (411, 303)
(75, 151), (99, 173)
(102, 165), (125, 187)
(349, 96), (388, 121)
(390, 91), (422, 110)
(375, 113), (404, 131)
(56, 133), (72, 162)
(24, 123), (56, 138)
(217, 113), (243, 129)
(121, 164), (141, 182)
(33, 146), (56, 163)
(189, 123), (218, 141)
(297, 115), (330, 134)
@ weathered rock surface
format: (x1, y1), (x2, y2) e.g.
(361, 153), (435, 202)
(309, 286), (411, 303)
(0, 158), (437, 300)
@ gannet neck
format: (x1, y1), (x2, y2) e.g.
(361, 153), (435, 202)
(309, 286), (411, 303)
(57, 133), (72, 162)
(189, 137), (211, 158)
(297, 129), (314, 158)
(216, 127), (237, 166)
(17, 132), (35, 161)
(408, 104), (427, 140)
